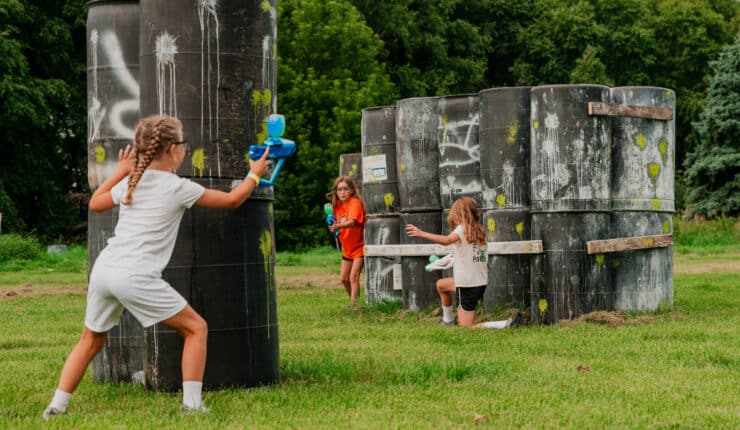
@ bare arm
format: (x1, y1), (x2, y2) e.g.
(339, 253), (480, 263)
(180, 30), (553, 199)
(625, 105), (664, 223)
(89, 145), (135, 213)
(195, 147), (271, 209)
(405, 224), (460, 245)
(329, 219), (356, 232)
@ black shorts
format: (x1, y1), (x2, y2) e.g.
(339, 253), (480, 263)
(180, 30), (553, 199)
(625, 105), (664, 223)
(457, 285), (486, 312)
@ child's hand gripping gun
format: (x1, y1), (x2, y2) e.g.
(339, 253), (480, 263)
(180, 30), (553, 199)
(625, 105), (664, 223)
(425, 254), (454, 272)
(248, 114), (296, 187)
(323, 203), (340, 250)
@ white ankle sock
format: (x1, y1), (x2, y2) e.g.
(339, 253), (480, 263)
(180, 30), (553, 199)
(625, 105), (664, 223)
(442, 305), (455, 322)
(49, 389), (72, 411)
(182, 381), (203, 408)
(481, 320), (508, 329)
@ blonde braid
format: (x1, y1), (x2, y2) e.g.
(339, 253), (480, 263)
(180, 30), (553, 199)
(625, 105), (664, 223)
(122, 117), (170, 205)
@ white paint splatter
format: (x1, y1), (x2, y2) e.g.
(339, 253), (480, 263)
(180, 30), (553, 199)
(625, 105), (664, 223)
(155, 32), (178, 117)
(198, 0), (221, 176)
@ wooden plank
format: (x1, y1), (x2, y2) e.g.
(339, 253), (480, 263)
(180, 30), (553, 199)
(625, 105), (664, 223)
(588, 102), (673, 120)
(364, 240), (543, 257)
(586, 234), (673, 254)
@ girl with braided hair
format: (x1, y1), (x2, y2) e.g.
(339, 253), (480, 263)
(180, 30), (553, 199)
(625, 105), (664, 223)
(43, 115), (271, 419)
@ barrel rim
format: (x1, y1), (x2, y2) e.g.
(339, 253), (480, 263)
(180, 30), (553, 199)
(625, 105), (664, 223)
(479, 86), (533, 95)
(531, 84), (610, 91)
(87, 0), (138, 7)
(361, 105), (396, 112)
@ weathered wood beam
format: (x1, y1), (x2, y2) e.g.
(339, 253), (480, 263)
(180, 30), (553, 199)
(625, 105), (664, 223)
(588, 102), (673, 120)
(586, 234), (673, 254)
(364, 240), (543, 257)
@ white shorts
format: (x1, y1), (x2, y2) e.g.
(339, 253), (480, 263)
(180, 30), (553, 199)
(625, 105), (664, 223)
(85, 263), (187, 332)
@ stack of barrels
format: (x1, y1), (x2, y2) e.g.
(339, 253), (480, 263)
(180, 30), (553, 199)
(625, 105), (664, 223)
(479, 87), (532, 312)
(610, 87), (675, 311)
(361, 106), (402, 304)
(87, 0), (279, 391)
(361, 84), (675, 323)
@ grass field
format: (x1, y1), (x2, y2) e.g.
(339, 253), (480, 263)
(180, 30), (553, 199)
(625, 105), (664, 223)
(0, 221), (738, 429)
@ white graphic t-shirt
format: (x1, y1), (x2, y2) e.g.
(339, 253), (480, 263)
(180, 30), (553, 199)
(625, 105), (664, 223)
(452, 225), (488, 288)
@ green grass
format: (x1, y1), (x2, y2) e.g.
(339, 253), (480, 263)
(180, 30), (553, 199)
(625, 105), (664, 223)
(673, 216), (739, 254)
(0, 254), (738, 428)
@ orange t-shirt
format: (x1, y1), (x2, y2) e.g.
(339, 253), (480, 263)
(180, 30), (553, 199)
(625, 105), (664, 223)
(334, 197), (365, 259)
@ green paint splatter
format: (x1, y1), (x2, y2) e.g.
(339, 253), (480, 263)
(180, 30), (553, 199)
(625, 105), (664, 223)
(440, 114), (449, 147)
(611, 259), (621, 269)
(400, 163), (406, 172)
(663, 220), (670, 234)
(595, 254), (605, 268)
(260, 0), (271, 12)
(506, 121), (518, 145)
(256, 121), (268, 145)
(192, 148), (206, 177)
(496, 193), (507, 208)
(651, 199), (662, 210)
(94, 145), (106, 163)
(634, 133), (648, 150)
(259, 230), (273, 339)
(487, 217), (496, 236)
(658, 139), (668, 162)
(349, 163), (358, 179)
(263, 89), (272, 107)
(384, 193), (394, 209)
(515, 222), (524, 240)
(533, 120), (539, 130)
(538, 298), (547, 320)
(648, 163), (661, 180)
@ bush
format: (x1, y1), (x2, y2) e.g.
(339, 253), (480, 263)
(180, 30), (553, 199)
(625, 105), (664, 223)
(673, 216), (739, 252)
(0, 234), (43, 261)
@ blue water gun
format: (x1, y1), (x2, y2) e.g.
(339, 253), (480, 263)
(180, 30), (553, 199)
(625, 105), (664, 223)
(323, 203), (340, 249)
(248, 114), (296, 187)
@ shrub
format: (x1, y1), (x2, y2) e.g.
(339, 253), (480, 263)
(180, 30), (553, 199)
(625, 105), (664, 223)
(0, 234), (43, 261)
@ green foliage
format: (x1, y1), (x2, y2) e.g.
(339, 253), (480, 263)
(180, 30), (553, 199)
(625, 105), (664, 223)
(0, 234), (42, 261)
(569, 45), (614, 86)
(673, 216), (739, 254)
(684, 35), (740, 218)
(0, 0), (88, 241)
(276, 0), (397, 250)
(0, 183), (24, 233)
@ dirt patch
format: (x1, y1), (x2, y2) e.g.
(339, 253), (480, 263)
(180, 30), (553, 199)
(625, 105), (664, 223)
(0, 284), (87, 300)
(277, 273), (342, 289)
(559, 310), (687, 327)
(673, 261), (740, 274)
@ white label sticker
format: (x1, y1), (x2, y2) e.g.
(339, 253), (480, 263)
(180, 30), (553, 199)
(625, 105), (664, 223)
(362, 154), (388, 182)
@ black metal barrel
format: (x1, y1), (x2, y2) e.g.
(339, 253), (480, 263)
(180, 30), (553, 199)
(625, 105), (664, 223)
(481, 209), (530, 311)
(139, 0), (277, 179)
(611, 212), (673, 311)
(364, 215), (402, 304)
(530, 85), (611, 212)
(396, 97), (441, 212)
(611, 87), (676, 212)
(530, 212), (611, 324)
(400, 212), (443, 311)
(361, 106), (399, 215)
(530, 85), (612, 323)
(479, 87), (531, 210)
(437, 95), (481, 208)
(87, 0), (143, 384)
(144, 179), (278, 391)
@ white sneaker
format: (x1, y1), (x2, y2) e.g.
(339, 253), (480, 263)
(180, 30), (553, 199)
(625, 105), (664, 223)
(180, 403), (210, 415)
(43, 406), (66, 420)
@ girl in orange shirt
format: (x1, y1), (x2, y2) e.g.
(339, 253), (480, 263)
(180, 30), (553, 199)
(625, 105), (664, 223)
(327, 176), (365, 306)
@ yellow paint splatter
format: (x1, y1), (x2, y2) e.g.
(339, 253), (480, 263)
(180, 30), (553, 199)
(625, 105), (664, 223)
(506, 121), (518, 145)
(611, 259), (621, 269)
(533, 120), (539, 129)
(383, 193), (394, 209)
(260, 0), (271, 12)
(263, 89), (272, 107)
(515, 222), (524, 240)
(350, 163), (358, 179)
(487, 217), (496, 236)
(648, 163), (661, 179)
(538, 298), (547, 320)
(595, 254), (605, 268)
(642, 237), (655, 247)
(256, 121), (268, 145)
(651, 199), (662, 210)
(251, 90), (262, 108)
(94, 145), (106, 163)
(192, 148), (206, 177)
(658, 139), (668, 162)
(662, 220), (670, 234)
(440, 114), (448, 147)
(400, 163), (406, 172)
(634, 133), (647, 150)
(496, 193), (507, 208)
(259, 230), (273, 340)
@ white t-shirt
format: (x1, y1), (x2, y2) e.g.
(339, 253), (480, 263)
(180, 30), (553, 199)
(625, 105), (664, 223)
(452, 225), (488, 288)
(96, 170), (205, 276)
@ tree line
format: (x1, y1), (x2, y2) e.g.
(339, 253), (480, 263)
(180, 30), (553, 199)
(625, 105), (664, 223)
(0, 0), (737, 249)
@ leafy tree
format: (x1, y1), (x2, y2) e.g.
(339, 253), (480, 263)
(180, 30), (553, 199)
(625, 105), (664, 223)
(349, 0), (492, 97)
(276, 0), (397, 250)
(569, 44), (613, 86)
(0, 0), (87, 240)
(684, 35), (740, 218)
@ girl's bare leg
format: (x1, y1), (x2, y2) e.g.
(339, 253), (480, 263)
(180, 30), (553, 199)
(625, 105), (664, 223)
(57, 328), (108, 393)
(349, 257), (364, 304)
(339, 259), (353, 300)
(161, 305), (208, 381)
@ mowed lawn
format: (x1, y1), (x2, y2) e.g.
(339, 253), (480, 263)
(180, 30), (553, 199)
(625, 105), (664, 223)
(0, 250), (738, 429)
